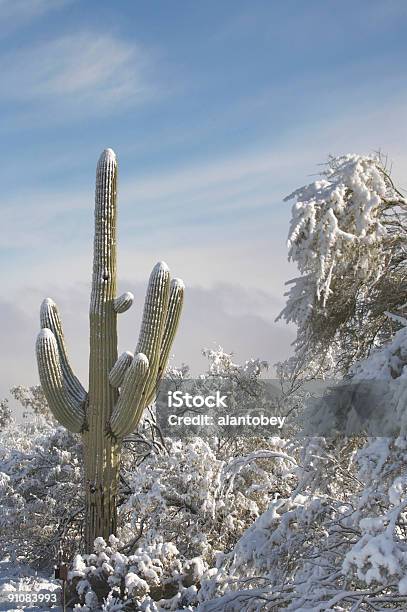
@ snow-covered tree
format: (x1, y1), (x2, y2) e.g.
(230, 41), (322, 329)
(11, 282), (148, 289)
(278, 154), (407, 378)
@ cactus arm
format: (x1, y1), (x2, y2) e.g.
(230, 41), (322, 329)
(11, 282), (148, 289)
(159, 278), (184, 374)
(136, 262), (170, 364)
(110, 353), (149, 438)
(40, 298), (86, 404)
(109, 262), (170, 438)
(114, 292), (134, 313)
(145, 278), (184, 405)
(36, 329), (85, 433)
(109, 351), (133, 388)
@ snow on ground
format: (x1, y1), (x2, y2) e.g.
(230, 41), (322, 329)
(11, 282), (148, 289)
(0, 558), (61, 611)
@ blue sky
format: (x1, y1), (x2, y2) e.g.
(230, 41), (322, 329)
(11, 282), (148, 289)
(1, 0), (407, 399)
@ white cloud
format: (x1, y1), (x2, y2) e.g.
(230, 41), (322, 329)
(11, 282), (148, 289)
(0, 31), (152, 117)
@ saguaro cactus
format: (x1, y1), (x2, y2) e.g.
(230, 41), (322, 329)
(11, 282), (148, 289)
(36, 149), (184, 550)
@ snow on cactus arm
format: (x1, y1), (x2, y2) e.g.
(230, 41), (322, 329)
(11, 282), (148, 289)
(110, 353), (150, 438)
(136, 261), (171, 365)
(40, 297), (86, 405)
(109, 261), (171, 438)
(36, 329), (85, 433)
(114, 291), (134, 314)
(145, 277), (184, 405)
(109, 351), (134, 388)
(157, 278), (184, 374)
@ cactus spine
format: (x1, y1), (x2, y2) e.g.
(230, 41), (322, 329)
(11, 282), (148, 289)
(36, 149), (184, 550)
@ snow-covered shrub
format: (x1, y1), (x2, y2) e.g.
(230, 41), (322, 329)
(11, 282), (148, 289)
(11, 384), (54, 420)
(59, 348), (299, 609)
(66, 535), (206, 611)
(120, 436), (295, 565)
(195, 436), (358, 609)
(0, 413), (83, 567)
(298, 316), (407, 438)
(0, 398), (12, 429)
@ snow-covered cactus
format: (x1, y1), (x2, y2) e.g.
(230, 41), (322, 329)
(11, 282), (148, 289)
(35, 149), (184, 550)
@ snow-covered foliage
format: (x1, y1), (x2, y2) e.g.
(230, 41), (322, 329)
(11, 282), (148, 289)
(278, 154), (407, 376)
(66, 428), (296, 610)
(193, 265), (407, 607)
(198, 430), (407, 610)
(120, 436), (294, 564)
(66, 535), (206, 610)
(300, 315), (407, 438)
(58, 349), (296, 609)
(286, 155), (392, 306)
(2, 340), (407, 609)
(10, 385), (54, 419)
(0, 398), (12, 430)
(3, 324), (406, 608)
(0, 401), (83, 567)
(194, 319), (406, 608)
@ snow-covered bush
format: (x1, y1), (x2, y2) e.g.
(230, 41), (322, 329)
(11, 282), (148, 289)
(119, 348), (296, 562)
(298, 316), (407, 438)
(0, 411), (83, 567)
(11, 384), (54, 419)
(0, 398), (12, 429)
(66, 535), (206, 610)
(65, 428), (296, 610)
(120, 436), (295, 564)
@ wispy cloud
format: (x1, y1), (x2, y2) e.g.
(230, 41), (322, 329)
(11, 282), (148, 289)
(0, 144), (305, 252)
(2, 91), (407, 253)
(0, 31), (152, 121)
(0, 189), (90, 249)
(0, 0), (72, 35)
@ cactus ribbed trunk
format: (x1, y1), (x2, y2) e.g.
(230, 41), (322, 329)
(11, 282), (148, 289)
(84, 149), (120, 549)
(36, 148), (184, 556)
